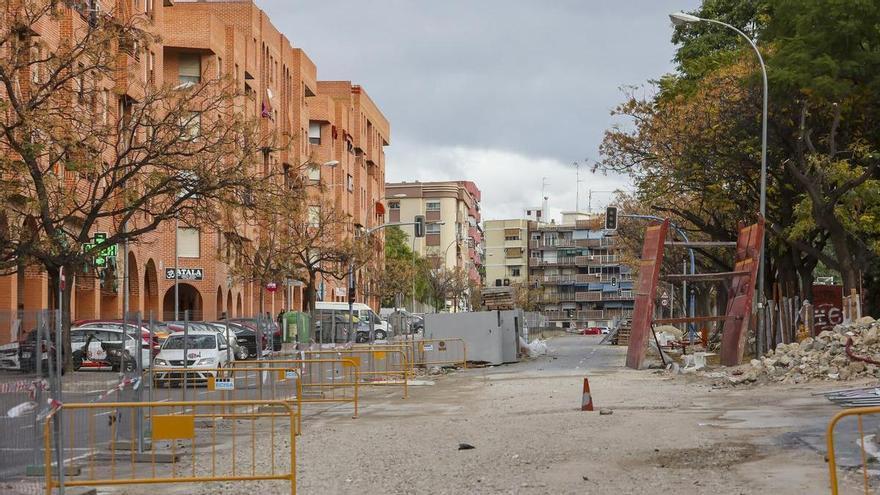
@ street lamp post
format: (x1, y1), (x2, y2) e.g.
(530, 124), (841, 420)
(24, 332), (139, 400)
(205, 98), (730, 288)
(670, 12), (768, 351)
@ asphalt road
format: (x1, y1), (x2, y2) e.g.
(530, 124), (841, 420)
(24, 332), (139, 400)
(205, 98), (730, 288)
(493, 334), (624, 374)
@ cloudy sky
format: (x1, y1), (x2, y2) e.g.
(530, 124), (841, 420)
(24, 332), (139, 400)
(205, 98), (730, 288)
(259, 0), (700, 221)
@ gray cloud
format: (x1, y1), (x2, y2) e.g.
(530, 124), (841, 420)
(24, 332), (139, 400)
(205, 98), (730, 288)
(258, 0), (699, 219)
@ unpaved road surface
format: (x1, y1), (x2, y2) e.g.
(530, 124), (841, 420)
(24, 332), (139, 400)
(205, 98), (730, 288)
(96, 335), (865, 494)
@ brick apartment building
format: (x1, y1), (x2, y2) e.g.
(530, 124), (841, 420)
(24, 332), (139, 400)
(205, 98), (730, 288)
(384, 181), (484, 307)
(0, 0), (389, 329)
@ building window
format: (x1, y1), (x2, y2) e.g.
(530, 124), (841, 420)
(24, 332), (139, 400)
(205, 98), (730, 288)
(505, 234), (520, 241)
(511, 267), (521, 277)
(307, 165), (321, 182)
(179, 112), (201, 141)
(426, 201), (440, 211)
(177, 228), (200, 258)
(426, 223), (441, 235)
(178, 53), (201, 85)
(308, 205), (320, 227)
(347, 174), (353, 192)
(389, 201), (400, 210)
(308, 122), (321, 145)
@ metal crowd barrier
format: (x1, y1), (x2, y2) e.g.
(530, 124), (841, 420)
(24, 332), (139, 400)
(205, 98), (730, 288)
(147, 366), (303, 435)
(392, 338), (468, 369)
(232, 358), (360, 418)
(44, 399), (297, 495)
(827, 405), (880, 494)
(303, 347), (411, 399)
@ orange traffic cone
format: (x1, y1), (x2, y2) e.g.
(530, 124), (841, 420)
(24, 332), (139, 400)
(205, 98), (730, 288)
(581, 377), (593, 411)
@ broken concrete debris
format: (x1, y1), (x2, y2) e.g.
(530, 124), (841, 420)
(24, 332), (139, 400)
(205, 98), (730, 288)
(719, 317), (880, 385)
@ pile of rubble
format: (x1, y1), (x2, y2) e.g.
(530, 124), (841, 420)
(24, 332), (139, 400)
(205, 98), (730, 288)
(725, 316), (880, 385)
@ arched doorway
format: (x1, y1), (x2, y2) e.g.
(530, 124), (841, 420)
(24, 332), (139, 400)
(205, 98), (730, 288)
(236, 293), (242, 317)
(162, 283), (203, 321)
(215, 286), (223, 320)
(226, 290), (233, 318)
(127, 252), (141, 314)
(143, 259), (159, 318)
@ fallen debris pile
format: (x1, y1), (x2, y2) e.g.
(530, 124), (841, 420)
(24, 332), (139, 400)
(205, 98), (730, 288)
(728, 316), (880, 384)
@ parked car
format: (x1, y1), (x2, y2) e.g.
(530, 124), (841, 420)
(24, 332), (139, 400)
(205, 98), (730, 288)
(70, 327), (151, 371)
(205, 322), (250, 360)
(1, 329), (64, 374)
(229, 318), (283, 351)
(71, 320), (165, 353)
(581, 327), (602, 335)
(224, 323), (269, 359)
(152, 330), (232, 387)
(599, 327), (611, 335)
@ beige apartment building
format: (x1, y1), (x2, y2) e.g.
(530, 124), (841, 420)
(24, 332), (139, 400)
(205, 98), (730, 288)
(484, 219), (531, 287)
(384, 181), (483, 285)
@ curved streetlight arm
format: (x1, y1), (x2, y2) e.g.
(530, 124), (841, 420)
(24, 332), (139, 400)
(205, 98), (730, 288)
(702, 18), (768, 222)
(670, 13), (770, 353)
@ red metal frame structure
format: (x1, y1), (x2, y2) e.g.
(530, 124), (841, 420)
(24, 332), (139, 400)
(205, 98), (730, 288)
(626, 218), (764, 369)
(625, 220), (669, 369)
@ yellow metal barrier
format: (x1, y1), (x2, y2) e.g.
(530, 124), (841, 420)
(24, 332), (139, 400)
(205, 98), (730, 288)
(392, 338), (468, 369)
(44, 399), (296, 495)
(303, 347), (411, 399)
(231, 358), (359, 418)
(147, 366), (303, 434)
(827, 406), (880, 494)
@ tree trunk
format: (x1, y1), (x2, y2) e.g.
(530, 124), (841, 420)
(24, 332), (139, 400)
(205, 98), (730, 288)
(48, 265), (74, 372)
(828, 224), (859, 292)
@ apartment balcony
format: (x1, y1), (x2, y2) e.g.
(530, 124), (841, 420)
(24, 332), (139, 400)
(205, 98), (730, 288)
(575, 254), (620, 267)
(529, 239), (577, 250)
(577, 310), (605, 320)
(575, 291), (602, 302)
(575, 237), (616, 248)
(530, 275), (576, 285)
(602, 290), (635, 301)
(597, 273), (633, 284)
(557, 292), (577, 302)
(541, 310), (575, 321)
(575, 273), (601, 284)
(529, 256), (577, 267)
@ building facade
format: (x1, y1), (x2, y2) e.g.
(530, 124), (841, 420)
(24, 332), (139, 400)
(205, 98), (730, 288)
(483, 219), (531, 287)
(528, 212), (634, 329)
(384, 180), (484, 285)
(0, 0), (389, 330)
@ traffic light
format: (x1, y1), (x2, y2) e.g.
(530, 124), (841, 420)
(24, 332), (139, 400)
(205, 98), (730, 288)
(611, 276), (618, 287)
(414, 215), (425, 238)
(348, 285), (356, 302)
(605, 206), (618, 230)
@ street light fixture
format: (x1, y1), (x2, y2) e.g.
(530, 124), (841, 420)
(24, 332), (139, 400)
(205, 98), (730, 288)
(669, 11), (769, 350)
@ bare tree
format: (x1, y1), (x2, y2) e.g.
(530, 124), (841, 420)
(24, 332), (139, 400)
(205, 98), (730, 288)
(0, 1), (271, 368)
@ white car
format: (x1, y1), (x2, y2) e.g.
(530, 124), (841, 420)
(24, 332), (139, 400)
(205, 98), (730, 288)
(71, 327), (152, 371)
(152, 330), (231, 387)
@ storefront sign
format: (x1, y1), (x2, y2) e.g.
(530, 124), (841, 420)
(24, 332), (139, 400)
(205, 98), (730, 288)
(165, 268), (204, 280)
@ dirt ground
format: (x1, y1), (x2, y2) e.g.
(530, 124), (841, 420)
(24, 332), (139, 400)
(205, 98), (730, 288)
(100, 334), (872, 494)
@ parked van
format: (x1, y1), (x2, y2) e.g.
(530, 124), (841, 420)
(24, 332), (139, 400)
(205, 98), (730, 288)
(313, 302), (389, 343)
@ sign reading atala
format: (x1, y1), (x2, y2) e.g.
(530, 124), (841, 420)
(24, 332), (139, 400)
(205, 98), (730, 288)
(165, 268), (204, 280)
